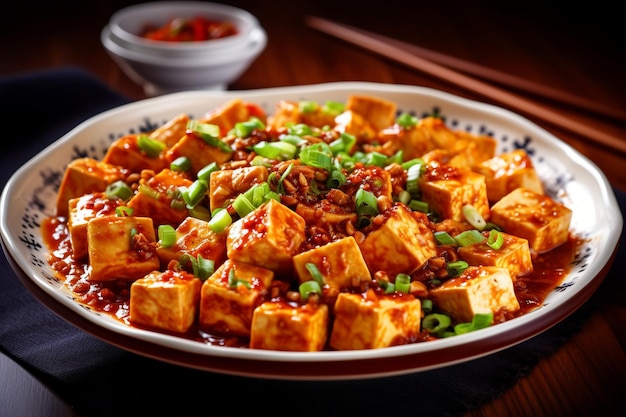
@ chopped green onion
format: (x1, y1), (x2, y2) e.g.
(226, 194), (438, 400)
(232, 193), (256, 217)
(387, 150), (404, 165)
(355, 188), (379, 217)
(395, 273), (411, 293)
(454, 229), (486, 247)
(434, 231), (457, 246)
(327, 166), (346, 189)
(253, 141), (297, 160)
(189, 205), (211, 221)
(321, 100), (345, 116)
(329, 132), (356, 155)
(187, 120), (232, 153)
(305, 263), (325, 286)
(365, 151), (388, 167)
(299, 280), (322, 301)
(486, 229), (504, 250)
(115, 206), (134, 217)
(288, 123), (314, 137)
(378, 279), (395, 294)
(180, 254), (214, 281)
(408, 199), (428, 213)
(170, 156), (191, 172)
(197, 162), (219, 182)
(299, 100), (318, 114)
(208, 208), (232, 233)
(138, 184), (160, 200)
(406, 163), (422, 197)
(157, 224), (176, 248)
(180, 179), (208, 208)
(446, 260), (469, 277)
(462, 204), (487, 231)
(454, 313), (493, 335)
(228, 268), (251, 289)
(422, 313), (451, 333)
(401, 158), (425, 171)
(105, 180), (133, 201)
(396, 112), (418, 129)
(279, 134), (306, 147)
(421, 299), (433, 314)
(300, 142), (333, 171)
(137, 135), (166, 158)
(234, 117), (265, 138)
(396, 190), (411, 205)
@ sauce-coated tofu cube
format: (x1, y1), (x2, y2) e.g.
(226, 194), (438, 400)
(156, 216), (227, 268)
(56, 158), (128, 217)
(345, 94), (397, 131)
(458, 232), (533, 279)
(378, 124), (437, 160)
(164, 133), (232, 176)
(419, 163), (490, 223)
(129, 269), (201, 333)
(330, 291), (422, 350)
(200, 98), (256, 136)
(87, 216), (160, 281)
(359, 204), (437, 276)
(474, 149), (544, 202)
(333, 110), (377, 142)
(490, 188), (572, 253)
(149, 113), (189, 148)
(209, 166), (269, 212)
(250, 301), (329, 351)
(429, 266), (520, 323)
(102, 134), (167, 173)
(293, 236), (371, 296)
(67, 193), (122, 259)
(227, 199), (306, 274)
(127, 169), (192, 228)
(199, 259), (274, 337)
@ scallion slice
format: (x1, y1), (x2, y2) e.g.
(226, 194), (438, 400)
(197, 162), (219, 182)
(454, 229), (486, 247)
(208, 208), (232, 233)
(170, 156), (191, 172)
(115, 206), (134, 217)
(446, 260), (469, 277)
(395, 273), (411, 293)
(299, 100), (318, 114)
(422, 313), (451, 333)
(454, 313), (493, 335)
(105, 180), (133, 201)
(253, 141), (297, 160)
(137, 135), (166, 158)
(232, 193), (256, 217)
(355, 188), (379, 217)
(321, 100), (345, 116)
(187, 120), (232, 153)
(305, 263), (325, 286)
(299, 280), (322, 301)
(434, 231), (457, 246)
(181, 179), (207, 208)
(486, 229), (504, 250)
(157, 224), (176, 248)
(406, 163), (422, 197)
(462, 204), (487, 230)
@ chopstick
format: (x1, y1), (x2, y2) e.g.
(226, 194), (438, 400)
(306, 16), (626, 155)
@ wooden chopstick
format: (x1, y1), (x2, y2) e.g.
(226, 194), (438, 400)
(306, 16), (626, 155)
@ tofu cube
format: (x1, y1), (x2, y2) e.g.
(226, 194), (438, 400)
(429, 266), (520, 323)
(250, 302), (329, 351)
(379, 124), (437, 161)
(164, 133), (232, 176)
(345, 94), (397, 131)
(333, 110), (377, 142)
(67, 192), (122, 259)
(87, 216), (160, 281)
(474, 149), (544, 202)
(490, 188), (572, 253)
(358, 204), (437, 276)
(149, 113), (189, 148)
(209, 166), (269, 212)
(227, 199), (306, 274)
(199, 259), (274, 337)
(102, 134), (168, 173)
(329, 291), (422, 350)
(419, 163), (490, 223)
(458, 232), (533, 278)
(129, 269), (201, 333)
(55, 157), (128, 217)
(200, 98), (256, 136)
(156, 216), (227, 268)
(127, 169), (192, 228)
(293, 236), (371, 295)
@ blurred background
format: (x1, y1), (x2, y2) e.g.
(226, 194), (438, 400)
(3, 0), (625, 101)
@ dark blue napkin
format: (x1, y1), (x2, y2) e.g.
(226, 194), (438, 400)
(1, 67), (624, 417)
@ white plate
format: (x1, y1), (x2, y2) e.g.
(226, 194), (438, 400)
(0, 82), (621, 380)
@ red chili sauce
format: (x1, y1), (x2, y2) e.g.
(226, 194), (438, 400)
(42, 216), (580, 348)
(140, 16), (238, 42)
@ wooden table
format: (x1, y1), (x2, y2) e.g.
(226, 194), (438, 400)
(2, 1), (625, 416)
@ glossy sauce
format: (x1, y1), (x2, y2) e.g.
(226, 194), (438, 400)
(41, 215), (580, 348)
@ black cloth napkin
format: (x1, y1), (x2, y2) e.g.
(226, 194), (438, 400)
(1, 67), (624, 417)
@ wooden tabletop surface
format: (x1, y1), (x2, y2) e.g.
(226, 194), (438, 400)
(2, 1), (625, 416)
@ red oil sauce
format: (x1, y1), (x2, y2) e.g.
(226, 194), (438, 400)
(140, 16), (238, 42)
(41, 215), (580, 348)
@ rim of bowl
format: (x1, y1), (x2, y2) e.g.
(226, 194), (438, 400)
(101, 24), (267, 68)
(109, 1), (259, 53)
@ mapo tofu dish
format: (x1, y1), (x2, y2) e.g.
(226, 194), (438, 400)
(44, 94), (575, 352)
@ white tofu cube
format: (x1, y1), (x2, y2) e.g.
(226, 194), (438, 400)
(250, 302), (329, 351)
(429, 266), (520, 323)
(330, 291), (422, 350)
(458, 232), (533, 278)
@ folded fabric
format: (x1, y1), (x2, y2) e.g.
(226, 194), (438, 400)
(0, 67), (623, 417)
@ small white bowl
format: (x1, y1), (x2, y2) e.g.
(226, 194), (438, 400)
(101, 1), (267, 96)
(101, 24), (267, 95)
(108, 1), (259, 58)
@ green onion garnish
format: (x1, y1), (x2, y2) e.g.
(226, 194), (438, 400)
(446, 260), (469, 277)
(115, 206), (134, 217)
(105, 180), (133, 201)
(299, 100), (318, 114)
(180, 179), (207, 208)
(253, 141), (297, 160)
(208, 208), (232, 233)
(299, 280), (322, 301)
(395, 273), (411, 293)
(157, 224), (176, 248)
(305, 263), (325, 286)
(137, 135), (166, 158)
(228, 268), (251, 289)
(434, 231), (457, 246)
(197, 162), (219, 182)
(453, 313), (493, 335)
(422, 313), (451, 333)
(486, 229), (504, 250)
(187, 120), (232, 153)
(321, 100), (345, 116)
(396, 112), (418, 129)
(170, 156), (191, 172)
(462, 204), (487, 231)
(454, 229), (486, 247)
(406, 163), (422, 197)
